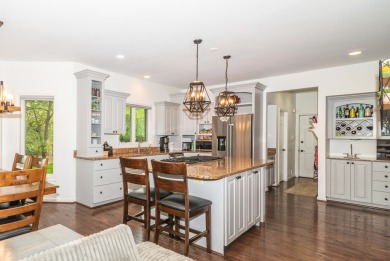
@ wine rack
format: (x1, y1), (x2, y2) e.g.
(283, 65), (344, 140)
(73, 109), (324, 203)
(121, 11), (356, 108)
(335, 119), (373, 137)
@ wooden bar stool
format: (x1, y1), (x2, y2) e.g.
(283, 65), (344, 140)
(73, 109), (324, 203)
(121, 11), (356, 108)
(120, 157), (172, 240)
(151, 160), (212, 256)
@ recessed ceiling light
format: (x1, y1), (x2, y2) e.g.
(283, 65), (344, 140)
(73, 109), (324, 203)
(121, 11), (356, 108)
(116, 54), (125, 59)
(349, 51), (362, 56)
(144, 75), (150, 79)
(210, 48), (219, 52)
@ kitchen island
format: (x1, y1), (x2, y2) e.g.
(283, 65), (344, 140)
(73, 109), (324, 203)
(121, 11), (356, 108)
(75, 150), (272, 255)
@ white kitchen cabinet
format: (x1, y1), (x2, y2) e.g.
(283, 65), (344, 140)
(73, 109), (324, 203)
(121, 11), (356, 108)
(181, 107), (197, 135)
(329, 159), (371, 203)
(246, 169), (261, 228)
(155, 101), (180, 135)
(225, 172), (246, 245)
(76, 159), (123, 208)
(74, 69), (109, 157)
(104, 90), (129, 134)
(225, 169), (261, 246)
(372, 162), (390, 207)
(199, 104), (213, 124)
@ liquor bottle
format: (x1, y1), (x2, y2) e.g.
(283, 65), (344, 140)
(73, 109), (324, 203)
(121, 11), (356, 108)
(358, 104), (364, 118)
(338, 107), (343, 118)
(344, 105), (350, 118)
(350, 106), (356, 118)
(364, 104), (371, 117)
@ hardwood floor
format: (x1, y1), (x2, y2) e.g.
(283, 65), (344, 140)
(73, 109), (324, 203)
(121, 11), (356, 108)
(39, 178), (390, 260)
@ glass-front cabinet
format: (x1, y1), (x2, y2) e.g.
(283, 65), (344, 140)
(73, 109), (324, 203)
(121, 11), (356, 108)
(75, 70), (109, 157)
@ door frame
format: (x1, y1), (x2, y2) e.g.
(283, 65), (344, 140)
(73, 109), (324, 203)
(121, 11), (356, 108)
(296, 113), (317, 178)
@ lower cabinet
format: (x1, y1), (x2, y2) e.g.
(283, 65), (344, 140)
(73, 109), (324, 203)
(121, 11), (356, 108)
(372, 162), (390, 207)
(225, 168), (262, 245)
(330, 160), (371, 203)
(76, 159), (123, 208)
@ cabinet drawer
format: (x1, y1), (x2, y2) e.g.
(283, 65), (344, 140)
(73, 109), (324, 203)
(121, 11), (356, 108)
(372, 191), (390, 206)
(372, 181), (390, 193)
(88, 148), (103, 156)
(372, 171), (390, 182)
(372, 162), (390, 172)
(93, 159), (120, 171)
(93, 182), (123, 203)
(93, 169), (122, 186)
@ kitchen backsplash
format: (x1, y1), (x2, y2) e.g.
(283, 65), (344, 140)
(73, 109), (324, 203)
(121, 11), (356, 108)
(328, 139), (376, 158)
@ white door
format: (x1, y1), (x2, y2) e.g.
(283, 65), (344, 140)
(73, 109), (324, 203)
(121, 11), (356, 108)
(278, 111), (287, 181)
(299, 115), (317, 178)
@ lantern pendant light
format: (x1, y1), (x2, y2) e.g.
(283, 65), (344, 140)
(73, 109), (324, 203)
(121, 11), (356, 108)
(215, 55), (237, 122)
(183, 39), (211, 116)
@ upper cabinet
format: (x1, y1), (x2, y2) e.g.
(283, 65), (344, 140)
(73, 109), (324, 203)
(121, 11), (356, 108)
(327, 93), (377, 139)
(155, 101), (180, 135)
(182, 108), (198, 135)
(74, 69), (109, 157)
(104, 90), (130, 134)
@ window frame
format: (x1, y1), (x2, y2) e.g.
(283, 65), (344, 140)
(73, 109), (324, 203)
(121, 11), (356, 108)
(120, 104), (151, 146)
(20, 95), (55, 181)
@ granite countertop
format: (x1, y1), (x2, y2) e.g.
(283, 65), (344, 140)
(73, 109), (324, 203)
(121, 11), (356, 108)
(327, 156), (390, 163)
(74, 148), (211, 161)
(183, 157), (273, 180)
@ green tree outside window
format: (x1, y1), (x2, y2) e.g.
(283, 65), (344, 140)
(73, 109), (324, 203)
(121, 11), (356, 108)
(25, 100), (54, 174)
(119, 105), (147, 143)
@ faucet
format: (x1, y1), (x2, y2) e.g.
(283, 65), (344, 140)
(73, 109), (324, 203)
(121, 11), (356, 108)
(137, 136), (143, 154)
(350, 144), (353, 157)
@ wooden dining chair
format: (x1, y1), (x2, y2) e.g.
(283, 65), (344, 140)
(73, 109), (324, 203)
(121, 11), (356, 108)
(30, 156), (49, 169)
(0, 167), (47, 240)
(151, 160), (212, 256)
(11, 153), (32, 171)
(120, 157), (172, 240)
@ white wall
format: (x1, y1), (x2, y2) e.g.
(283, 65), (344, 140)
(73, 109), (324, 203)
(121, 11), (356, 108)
(207, 61), (377, 201)
(296, 91), (318, 114)
(1, 61), (179, 202)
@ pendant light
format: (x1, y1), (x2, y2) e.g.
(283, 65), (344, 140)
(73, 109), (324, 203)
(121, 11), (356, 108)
(183, 39), (211, 116)
(0, 81), (20, 113)
(215, 55), (237, 122)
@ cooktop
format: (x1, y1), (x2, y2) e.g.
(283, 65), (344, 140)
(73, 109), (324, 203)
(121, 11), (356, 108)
(161, 155), (221, 164)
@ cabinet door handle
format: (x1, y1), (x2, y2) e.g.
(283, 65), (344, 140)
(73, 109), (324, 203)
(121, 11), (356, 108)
(385, 198), (388, 201)
(385, 175), (389, 178)
(347, 162), (350, 164)
(385, 166), (388, 168)
(385, 185), (388, 188)
(236, 176), (242, 180)
(120, 187), (122, 190)
(100, 191), (103, 194)
(96, 150), (98, 153)
(100, 163), (103, 166)
(253, 170), (259, 174)
(351, 162), (354, 164)
(100, 176), (103, 179)
(300, 150), (304, 152)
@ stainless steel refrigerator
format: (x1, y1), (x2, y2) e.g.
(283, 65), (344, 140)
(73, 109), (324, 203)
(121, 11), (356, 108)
(212, 114), (253, 158)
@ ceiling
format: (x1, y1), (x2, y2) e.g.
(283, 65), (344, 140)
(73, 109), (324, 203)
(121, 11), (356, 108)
(1, 0), (389, 89)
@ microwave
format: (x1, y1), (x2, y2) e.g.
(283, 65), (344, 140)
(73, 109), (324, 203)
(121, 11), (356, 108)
(182, 142), (192, 151)
(196, 140), (212, 150)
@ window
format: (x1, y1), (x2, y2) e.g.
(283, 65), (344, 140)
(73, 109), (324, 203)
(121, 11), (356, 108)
(120, 105), (149, 143)
(23, 98), (54, 175)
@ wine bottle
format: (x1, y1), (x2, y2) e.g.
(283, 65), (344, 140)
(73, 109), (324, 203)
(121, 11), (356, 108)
(359, 104), (364, 118)
(344, 105), (350, 118)
(364, 104), (371, 117)
(350, 106), (356, 118)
